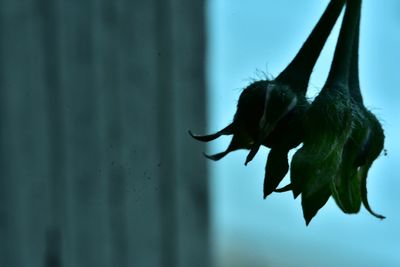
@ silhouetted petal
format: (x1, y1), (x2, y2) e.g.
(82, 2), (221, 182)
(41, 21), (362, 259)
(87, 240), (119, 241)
(302, 182), (331, 226)
(359, 165), (385, 219)
(274, 183), (292, 193)
(263, 148), (290, 198)
(188, 123), (234, 142)
(300, 146), (348, 224)
(291, 87), (353, 198)
(335, 0), (385, 219)
(203, 151), (230, 161)
(203, 131), (254, 161)
(358, 111), (385, 219)
(213, 80), (307, 166)
(331, 106), (367, 213)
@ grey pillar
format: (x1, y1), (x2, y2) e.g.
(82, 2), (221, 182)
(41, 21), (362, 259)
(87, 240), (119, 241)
(0, 0), (209, 266)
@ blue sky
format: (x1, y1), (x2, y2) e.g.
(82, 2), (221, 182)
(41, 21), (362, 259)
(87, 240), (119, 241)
(206, 1), (400, 266)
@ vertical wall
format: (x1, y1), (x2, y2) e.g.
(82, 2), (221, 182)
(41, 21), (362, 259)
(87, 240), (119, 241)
(0, 0), (209, 266)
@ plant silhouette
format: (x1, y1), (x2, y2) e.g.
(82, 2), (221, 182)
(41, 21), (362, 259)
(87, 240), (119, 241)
(190, 0), (385, 225)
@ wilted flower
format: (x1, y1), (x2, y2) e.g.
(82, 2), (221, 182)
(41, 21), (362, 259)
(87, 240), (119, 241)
(358, 111), (385, 219)
(290, 84), (353, 224)
(291, 0), (385, 224)
(190, 0), (385, 225)
(331, 103), (385, 219)
(290, 0), (360, 224)
(331, 15), (385, 219)
(190, 0), (345, 198)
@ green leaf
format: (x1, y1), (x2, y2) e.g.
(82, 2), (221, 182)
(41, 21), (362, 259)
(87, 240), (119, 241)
(331, 108), (368, 213)
(302, 182), (331, 226)
(358, 110), (385, 219)
(263, 148), (289, 198)
(291, 85), (353, 224)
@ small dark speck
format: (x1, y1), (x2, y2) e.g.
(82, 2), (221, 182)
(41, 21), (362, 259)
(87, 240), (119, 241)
(157, 162), (162, 167)
(111, 161), (115, 166)
(147, 176), (151, 180)
(384, 149), (388, 156)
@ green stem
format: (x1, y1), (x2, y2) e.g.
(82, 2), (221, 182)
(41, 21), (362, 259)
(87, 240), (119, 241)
(276, 0), (345, 94)
(349, 9), (364, 104)
(325, 0), (362, 88)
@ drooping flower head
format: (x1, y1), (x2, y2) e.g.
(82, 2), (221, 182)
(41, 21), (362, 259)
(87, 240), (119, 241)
(331, 8), (385, 219)
(290, 0), (362, 225)
(190, 0), (345, 198)
(290, 0), (385, 224)
(190, 0), (386, 225)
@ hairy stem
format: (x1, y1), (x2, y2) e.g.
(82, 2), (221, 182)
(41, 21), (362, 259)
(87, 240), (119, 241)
(276, 0), (345, 93)
(349, 11), (363, 104)
(325, 0), (362, 88)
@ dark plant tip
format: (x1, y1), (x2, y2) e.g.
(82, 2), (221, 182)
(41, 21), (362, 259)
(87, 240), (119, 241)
(363, 203), (386, 220)
(303, 211), (314, 226)
(245, 145), (260, 166)
(293, 190), (301, 199)
(362, 187), (386, 220)
(203, 152), (218, 161)
(244, 157), (251, 166)
(275, 184), (292, 193)
(188, 130), (217, 142)
(203, 151), (229, 161)
(189, 123), (234, 142)
(364, 204), (386, 219)
(244, 156), (252, 166)
(263, 189), (273, 199)
(188, 130), (201, 140)
(363, 197), (386, 219)
(370, 212), (385, 220)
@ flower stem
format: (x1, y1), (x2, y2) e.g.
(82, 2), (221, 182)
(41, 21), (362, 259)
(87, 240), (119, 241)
(325, 0), (362, 88)
(349, 10), (364, 104)
(276, 0), (345, 93)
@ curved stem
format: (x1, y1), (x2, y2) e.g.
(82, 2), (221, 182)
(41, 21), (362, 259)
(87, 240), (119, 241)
(276, 0), (345, 94)
(349, 11), (364, 104)
(325, 0), (362, 88)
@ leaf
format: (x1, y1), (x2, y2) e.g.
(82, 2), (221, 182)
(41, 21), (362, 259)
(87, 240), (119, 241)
(359, 165), (385, 219)
(263, 148), (290, 198)
(301, 148), (346, 225)
(302, 183), (331, 226)
(331, 109), (368, 213)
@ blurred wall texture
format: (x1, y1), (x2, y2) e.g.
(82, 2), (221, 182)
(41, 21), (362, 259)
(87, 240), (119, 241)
(0, 0), (208, 266)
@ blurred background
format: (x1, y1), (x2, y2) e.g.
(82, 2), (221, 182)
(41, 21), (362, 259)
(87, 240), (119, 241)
(0, 0), (208, 266)
(0, 0), (399, 267)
